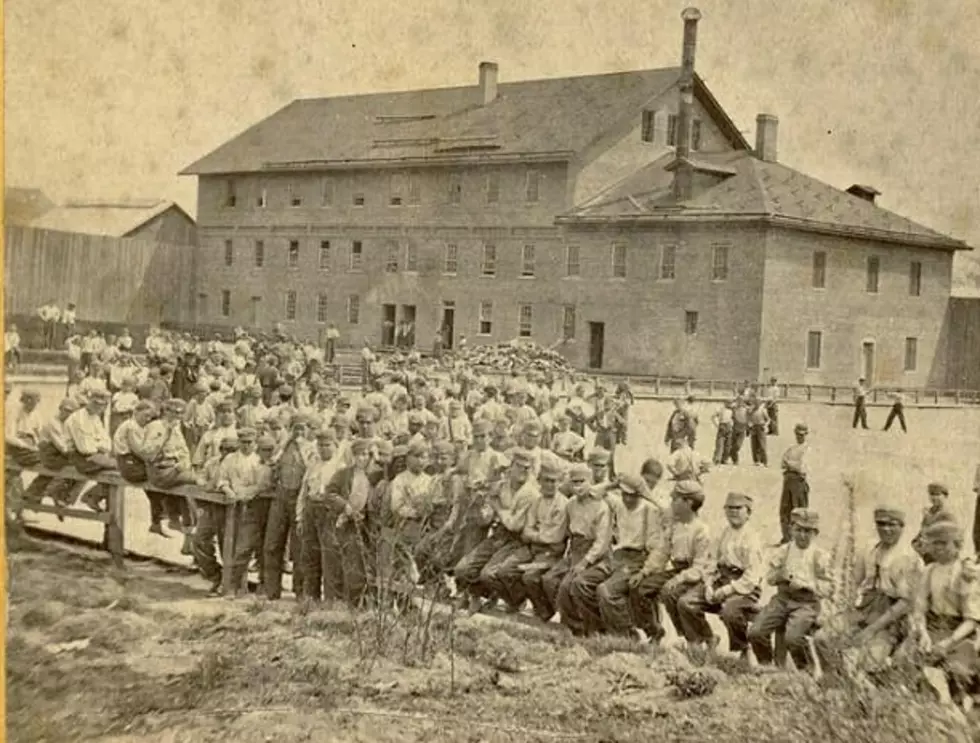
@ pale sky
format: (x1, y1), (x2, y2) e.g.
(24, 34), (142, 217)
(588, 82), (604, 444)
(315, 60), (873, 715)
(5, 0), (980, 283)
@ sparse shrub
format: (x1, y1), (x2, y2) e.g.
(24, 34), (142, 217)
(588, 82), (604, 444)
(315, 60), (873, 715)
(666, 667), (725, 698)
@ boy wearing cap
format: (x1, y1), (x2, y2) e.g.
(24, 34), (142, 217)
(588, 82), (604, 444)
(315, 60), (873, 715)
(296, 430), (345, 602)
(26, 398), (83, 513)
(589, 474), (667, 637)
(5, 389), (43, 467)
(778, 423), (810, 545)
(816, 506), (921, 669)
(540, 463), (613, 633)
(228, 434), (279, 592)
(110, 377), (140, 436)
(551, 415), (585, 463)
(458, 449), (539, 613)
(909, 521), (980, 705)
(193, 401), (238, 468)
(748, 508), (832, 671)
(629, 480), (712, 644)
(64, 390), (117, 512)
(514, 461), (570, 619)
(194, 435), (242, 594)
(237, 387), (268, 430)
(912, 483), (956, 565)
(183, 383), (215, 452)
(388, 441), (435, 582)
(674, 492), (763, 654)
(665, 437), (710, 485)
(263, 416), (315, 600)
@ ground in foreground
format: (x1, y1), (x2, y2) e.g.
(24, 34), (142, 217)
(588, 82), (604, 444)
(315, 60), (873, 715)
(6, 531), (977, 743)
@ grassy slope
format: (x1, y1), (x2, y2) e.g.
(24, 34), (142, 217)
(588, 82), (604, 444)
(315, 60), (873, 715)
(6, 531), (976, 743)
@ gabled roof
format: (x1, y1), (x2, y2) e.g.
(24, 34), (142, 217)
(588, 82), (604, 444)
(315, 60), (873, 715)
(28, 200), (194, 238)
(180, 68), (750, 175)
(560, 152), (970, 251)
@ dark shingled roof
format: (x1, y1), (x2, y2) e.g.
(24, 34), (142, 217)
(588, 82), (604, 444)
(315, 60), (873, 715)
(181, 68), (749, 175)
(561, 151), (970, 251)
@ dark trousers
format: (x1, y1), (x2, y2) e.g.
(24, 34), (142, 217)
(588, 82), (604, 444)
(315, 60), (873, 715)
(974, 494), (980, 557)
(749, 424), (768, 465)
(541, 536), (600, 635)
(629, 564), (689, 642)
(883, 403), (906, 432)
(713, 424), (732, 464)
(263, 487), (301, 599)
(748, 587), (819, 669)
(298, 502), (345, 602)
(852, 399), (868, 429)
(594, 549), (647, 635)
(230, 497), (272, 589)
(676, 574), (760, 651)
(520, 544), (567, 620)
(480, 536), (533, 608)
(766, 402), (779, 436)
(729, 424), (747, 464)
(193, 502), (230, 584)
(454, 531), (510, 598)
(779, 473), (810, 544)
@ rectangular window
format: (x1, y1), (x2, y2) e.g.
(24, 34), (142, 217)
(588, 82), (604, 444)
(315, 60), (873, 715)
(478, 301), (493, 335)
(641, 110), (656, 142)
(405, 242), (418, 272)
(289, 184), (302, 207)
(249, 296), (261, 325)
(317, 293), (329, 323)
(347, 294), (360, 324)
(812, 251), (827, 289)
(256, 187), (267, 208)
(866, 256), (880, 293)
(448, 173), (462, 204)
(319, 240), (331, 271)
(482, 243), (497, 277)
(224, 239), (234, 267)
(224, 179), (237, 207)
(611, 244), (627, 278)
(909, 261), (922, 296)
(521, 244), (535, 277)
(221, 289), (231, 317)
(407, 173), (421, 205)
(691, 119), (703, 151)
(684, 310), (698, 335)
(353, 193), (365, 207)
(566, 244), (580, 277)
(660, 244), (677, 280)
(349, 241), (363, 271)
(389, 173), (405, 206)
(444, 244), (458, 274)
(320, 178), (333, 207)
(806, 331), (822, 369)
(904, 337), (918, 372)
(284, 291), (297, 320)
(562, 305), (576, 340)
(254, 240), (264, 268)
(385, 242), (399, 273)
(711, 244), (729, 281)
(667, 114), (678, 146)
(525, 168), (540, 203)
(486, 171), (499, 204)
(518, 304), (533, 337)
(287, 240), (300, 268)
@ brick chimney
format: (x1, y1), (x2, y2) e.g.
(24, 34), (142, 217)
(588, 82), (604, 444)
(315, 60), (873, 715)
(479, 62), (499, 105)
(673, 8), (702, 202)
(846, 184), (880, 203)
(755, 114), (778, 162)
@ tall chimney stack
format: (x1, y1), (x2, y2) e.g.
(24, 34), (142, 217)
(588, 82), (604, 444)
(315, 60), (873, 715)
(673, 7), (702, 202)
(479, 62), (499, 105)
(755, 113), (778, 162)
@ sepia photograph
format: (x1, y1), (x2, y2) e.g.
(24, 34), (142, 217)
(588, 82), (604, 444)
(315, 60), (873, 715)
(3, 1), (980, 740)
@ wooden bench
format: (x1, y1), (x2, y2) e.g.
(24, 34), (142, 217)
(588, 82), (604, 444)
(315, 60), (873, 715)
(6, 462), (242, 593)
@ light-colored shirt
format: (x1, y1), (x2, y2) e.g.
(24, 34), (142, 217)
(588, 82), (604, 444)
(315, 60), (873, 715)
(64, 408), (112, 456)
(914, 559), (980, 621)
(607, 495), (665, 568)
(389, 470), (433, 520)
(194, 424), (237, 467)
(781, 443), (808, 476)
(112, 391), (139, 414)
(667, 446), (710, 483)
(494, 478), (538, 534)
(141, 420), (192, 469)
(40, 416), (74, 454)
(217, 450), (261, 499)
(709, 525), (764, 595)
(855, 541), (921, 604)
(522, 492), (568, 546)
(565, 494), (613, 566)
(654, 518), (713, 582)
(112, 417), (145, 457)
(768, 542), (833, 598)
(5, 402), (42, 450)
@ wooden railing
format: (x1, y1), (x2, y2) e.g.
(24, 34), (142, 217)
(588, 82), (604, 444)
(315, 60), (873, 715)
(6, 463), (240, 592)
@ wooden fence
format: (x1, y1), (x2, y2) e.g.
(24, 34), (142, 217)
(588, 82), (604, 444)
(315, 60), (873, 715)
(4, 225), (196, 326)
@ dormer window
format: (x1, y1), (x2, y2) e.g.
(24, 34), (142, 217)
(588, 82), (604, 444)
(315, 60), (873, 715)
(641, 110), (656, 143)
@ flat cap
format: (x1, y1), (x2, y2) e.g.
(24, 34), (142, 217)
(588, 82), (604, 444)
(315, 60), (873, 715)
(921, 520), (963, 542)
(509, 448), (534, 466)
(163, 398), (187, 412)
(315, 427), (336, 442)
(215, 400), (234, 412)
(794, 422), (809, 434)
(237, 427), (257, 441)
(391, 444), (409, 459)
(873, 506), (905, 525)
(521, 420), (543, 435)
(538, 458), (564, 479)
(790, 508), (820, 530)
(351, 437), (374, 455)
(587, 447), (611, 466)
(433, 440), (456, 456)
(725, 492), (753, 509)
(672, 480), (705, 506)
(20, 389), (41, 401)
(219, 435), (240, 450)
(617, 473), (646, 496)
(59, 397), (82, 412)
(472, 419), (492, 435)
(406, 440), (429, 458)
(568, 463), (592, 481)
(927, 482), (949, 496)
(256, 435), (277, 449)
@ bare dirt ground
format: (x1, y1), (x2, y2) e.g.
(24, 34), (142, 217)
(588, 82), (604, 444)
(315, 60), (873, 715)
(7, 527), (977, 743)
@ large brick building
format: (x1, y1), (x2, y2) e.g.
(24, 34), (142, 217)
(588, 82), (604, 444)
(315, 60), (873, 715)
(181, 11), (970, 387)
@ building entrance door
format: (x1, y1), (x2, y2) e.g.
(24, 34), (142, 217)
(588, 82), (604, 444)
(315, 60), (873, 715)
(588, 322), (605, 369)
(399, 305), (417, 348)
(862, 341), (876, 382)
(442, 301), (455, 350)
(381, 304), (396, 347)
